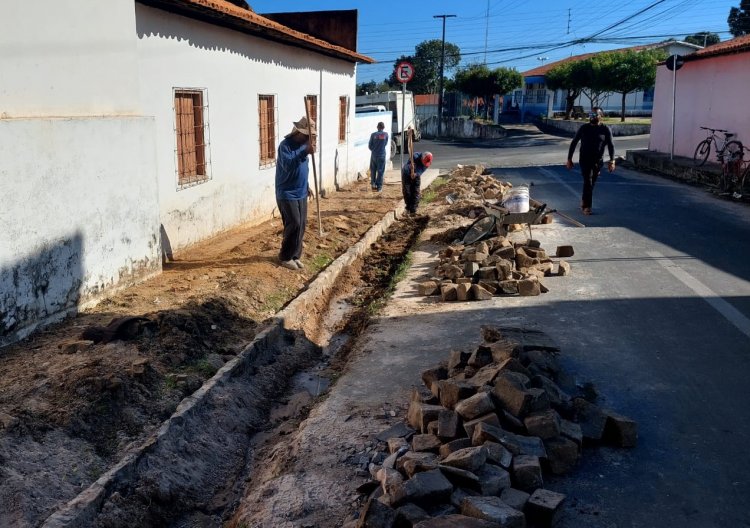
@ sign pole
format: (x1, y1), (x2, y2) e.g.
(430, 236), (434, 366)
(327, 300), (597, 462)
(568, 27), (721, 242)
(670, 61), (676, 160)
(401, 81), (406, 174)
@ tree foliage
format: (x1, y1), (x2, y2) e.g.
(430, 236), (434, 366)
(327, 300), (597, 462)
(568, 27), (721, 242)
(595, 49), (666, 122)
(356, 79), (393, 96)
(453, 64), (522, 118)
(728, 0), (750, 36)
(684, 32), (721, 46)
(388, 39), (461, 94)
(545, 60), (592, 119)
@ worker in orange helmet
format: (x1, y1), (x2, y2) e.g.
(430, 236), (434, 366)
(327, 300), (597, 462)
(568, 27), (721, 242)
(401, 151), (432, 214)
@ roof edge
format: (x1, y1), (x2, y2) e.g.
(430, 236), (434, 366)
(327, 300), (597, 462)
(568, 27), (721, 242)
(136, 0), (375, 64)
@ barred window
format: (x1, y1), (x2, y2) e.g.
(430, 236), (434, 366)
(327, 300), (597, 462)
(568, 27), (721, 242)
(338, 96), (348, 143)
(259, 94), (277, 167)
(174, 89), (210, 187)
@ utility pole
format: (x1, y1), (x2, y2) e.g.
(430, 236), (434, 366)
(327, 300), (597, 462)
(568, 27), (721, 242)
(434, 14), (456, 138)
(484, 0), (490, 65)
(567, 8), (571, 34)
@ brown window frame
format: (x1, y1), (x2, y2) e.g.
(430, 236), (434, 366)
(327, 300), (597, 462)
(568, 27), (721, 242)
(258, 94), (277, 168)
(338, 95), (348, 143)
(174, 88), (210, 188)
(304, 94), (318, 152)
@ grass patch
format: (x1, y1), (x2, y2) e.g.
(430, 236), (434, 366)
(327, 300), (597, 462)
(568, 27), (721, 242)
(194, 359), (218, 378)
(421, 175), (450, 204)
(309, 252), (333, 273)
(261, 287), (295, 313)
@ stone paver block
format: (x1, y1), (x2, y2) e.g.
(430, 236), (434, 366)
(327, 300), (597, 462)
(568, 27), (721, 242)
(439, 379), (477, 409)
(517, 279), (541, 296)
(418, 281), (440, 296)
(524, 410), (561, 440)
(387, 437), (409, 454)
(557, 260), (571, 276)
(482, 441), (513, 469)
(421, 366), (448, 396)
(408, 401), (446, 433)
(477, 463), (512, 496)
(493, 374), (532, 418)
(604, 410), (638, 447)
(457, 282), (472, 301)
(526, 488), (566, 527)
(500, 488), (530, 512)
(573, 398), (607, 441)
(461, 496), (525, 527)
(463, 413), (502, 439)
(442, 446), (488, 472)
(543, 436), (579, 475)
(440, 438), (474, 458)
(412, 433), (442, 452)
(512, 455), (544, 492)
(359, 497), (396, 528)
(441, 284), (459, 301)
(414, 514), (504, 528)
(391, 468), (454, 507)
(555, 245), (575, 258)
(455, 392), (496, 421)
(472, 284), (494, 301)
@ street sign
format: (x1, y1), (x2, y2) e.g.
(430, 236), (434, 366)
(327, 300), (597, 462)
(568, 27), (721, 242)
(666, 54), (684, 71)
(395, 61), (415, 83)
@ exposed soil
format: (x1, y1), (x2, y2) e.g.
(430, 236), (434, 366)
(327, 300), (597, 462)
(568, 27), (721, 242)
(0, 177), (418, 528)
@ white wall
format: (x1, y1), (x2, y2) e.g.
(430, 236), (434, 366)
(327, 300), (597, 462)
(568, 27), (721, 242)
(135, 5), (358, 251)
(0, 0), (141, 117)
(0, 117), (160, 346)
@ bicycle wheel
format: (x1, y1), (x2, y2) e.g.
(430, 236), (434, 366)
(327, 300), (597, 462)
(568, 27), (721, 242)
(723, 140), (744, 163)
(693, 139), (711, 166)
(462, 215), (497, 245)
(740, 164), (750, 196)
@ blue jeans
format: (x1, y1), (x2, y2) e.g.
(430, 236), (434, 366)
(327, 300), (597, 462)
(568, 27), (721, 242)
(370, 156), (386, 190)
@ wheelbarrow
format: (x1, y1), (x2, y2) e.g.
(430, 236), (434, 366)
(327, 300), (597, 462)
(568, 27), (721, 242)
(462, 200), (550, 244)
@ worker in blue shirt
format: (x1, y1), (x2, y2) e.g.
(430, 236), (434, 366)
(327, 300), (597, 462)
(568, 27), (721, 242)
(275, 116), (316, 270)
(401, 151), (433, 214)
(368, 122), (389, 193)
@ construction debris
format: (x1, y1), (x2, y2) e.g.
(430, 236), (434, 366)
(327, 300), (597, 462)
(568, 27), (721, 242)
(353, 326), (637, 527)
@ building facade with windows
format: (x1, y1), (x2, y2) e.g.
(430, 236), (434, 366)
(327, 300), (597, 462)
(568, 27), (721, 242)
(0, 0), (372, 345)
(516, 40), (700, 120)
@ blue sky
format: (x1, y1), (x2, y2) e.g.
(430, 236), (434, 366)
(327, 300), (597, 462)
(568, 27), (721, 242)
(250, 0), (739, 83)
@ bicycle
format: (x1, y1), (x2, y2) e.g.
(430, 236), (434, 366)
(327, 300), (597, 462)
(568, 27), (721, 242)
(693, 126), (743, 167)
(719, 144), (749, 197)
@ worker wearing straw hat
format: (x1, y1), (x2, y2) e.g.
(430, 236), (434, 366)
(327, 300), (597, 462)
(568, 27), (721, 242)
(275, 116), (316, 270)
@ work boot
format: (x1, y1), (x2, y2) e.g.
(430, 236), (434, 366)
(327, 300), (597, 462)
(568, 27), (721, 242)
(582, 207), (592, 215)
(280, 259), (299, 270)
(294, 259), (305, 269)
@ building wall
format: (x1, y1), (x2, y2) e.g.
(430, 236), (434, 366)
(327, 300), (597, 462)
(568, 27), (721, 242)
(135, 4), (358, 251)
(0, 0), (141, 117)
(0, 1), (161, 346)
(650, 53), (750, 157)
(0, 117), (160, 346)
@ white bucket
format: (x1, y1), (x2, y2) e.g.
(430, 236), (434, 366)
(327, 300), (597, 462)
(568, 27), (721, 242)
(501, 185), (530, 213)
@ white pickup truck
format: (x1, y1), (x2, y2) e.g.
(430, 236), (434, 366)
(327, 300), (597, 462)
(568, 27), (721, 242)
(356, 91), (421, 156)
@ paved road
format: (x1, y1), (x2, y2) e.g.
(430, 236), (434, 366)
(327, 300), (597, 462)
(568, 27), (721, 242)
(373, 126), (750, 526)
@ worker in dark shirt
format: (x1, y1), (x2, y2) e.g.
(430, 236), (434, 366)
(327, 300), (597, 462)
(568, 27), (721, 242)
(368, 122), (389, 193)
(275, 116), (316, 270)
(566, 112), (615, 215)
(401, 151), (433, 214)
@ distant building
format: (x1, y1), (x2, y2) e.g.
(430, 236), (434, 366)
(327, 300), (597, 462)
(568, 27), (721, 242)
(517, 40), (701, 120)
(650, 34), (750, 158)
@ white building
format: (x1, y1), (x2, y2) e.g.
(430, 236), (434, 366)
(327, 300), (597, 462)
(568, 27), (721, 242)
(0, 0), (373, 346)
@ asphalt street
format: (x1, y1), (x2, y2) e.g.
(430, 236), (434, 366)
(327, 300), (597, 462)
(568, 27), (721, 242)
(371, 127), (750, 526)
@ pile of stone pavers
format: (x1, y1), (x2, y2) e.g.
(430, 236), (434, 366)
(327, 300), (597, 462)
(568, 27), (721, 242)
(418, 239), (575, 302)
(354, 326), (636, 528)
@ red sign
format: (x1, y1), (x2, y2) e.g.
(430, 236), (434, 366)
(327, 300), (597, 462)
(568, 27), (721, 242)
(395, 61), (415, 83)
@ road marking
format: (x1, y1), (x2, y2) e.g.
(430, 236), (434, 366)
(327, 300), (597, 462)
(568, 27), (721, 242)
(647, 250), (750, 339)
(539, 167), (580, 199)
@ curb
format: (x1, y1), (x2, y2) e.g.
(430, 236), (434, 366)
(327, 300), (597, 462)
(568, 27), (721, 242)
(42, 168), (440, 527)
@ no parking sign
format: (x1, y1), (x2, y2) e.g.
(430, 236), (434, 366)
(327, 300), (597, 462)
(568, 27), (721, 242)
(395, 61), (415, 83)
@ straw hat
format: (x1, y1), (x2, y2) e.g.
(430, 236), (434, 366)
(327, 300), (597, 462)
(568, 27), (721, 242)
(285, 116), (316, 138)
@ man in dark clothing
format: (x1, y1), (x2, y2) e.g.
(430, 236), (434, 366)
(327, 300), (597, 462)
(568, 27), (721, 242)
(275, 116), (316, 270)
(566, 112), (615, 215)
(368, 122), (389, 193)
(401, 151), (433, 214)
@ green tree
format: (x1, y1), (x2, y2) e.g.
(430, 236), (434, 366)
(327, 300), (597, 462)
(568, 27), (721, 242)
(684, 32), (721, 46)
(545, 60), (591, 119)
(389, 39), (461, 94)
(597, 49), (665, 122)
(728, 0), (750, 36)
(453, 64), (522, 118)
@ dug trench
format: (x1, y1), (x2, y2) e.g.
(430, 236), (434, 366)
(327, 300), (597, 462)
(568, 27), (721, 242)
(41, 214), (429, 528)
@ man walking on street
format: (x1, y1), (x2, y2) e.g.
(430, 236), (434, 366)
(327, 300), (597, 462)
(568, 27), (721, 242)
(275, 116), (316, 270)
(402, 151), (433, 214)
(566, 112), (615, 215)
(368, 121), (389, 193)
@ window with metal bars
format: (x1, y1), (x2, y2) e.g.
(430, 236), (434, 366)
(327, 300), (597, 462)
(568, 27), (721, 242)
(258, 94), (277, 167)
(174, 89), (210, 187)
(304, 94), (318, 151)
(338, 95), (348, 143)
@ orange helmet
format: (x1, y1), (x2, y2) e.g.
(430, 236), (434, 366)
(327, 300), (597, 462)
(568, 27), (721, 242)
(421, 151), (433, 167)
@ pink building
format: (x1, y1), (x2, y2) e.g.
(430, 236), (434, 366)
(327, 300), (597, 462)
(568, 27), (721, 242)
(650, 35), (750, 158)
